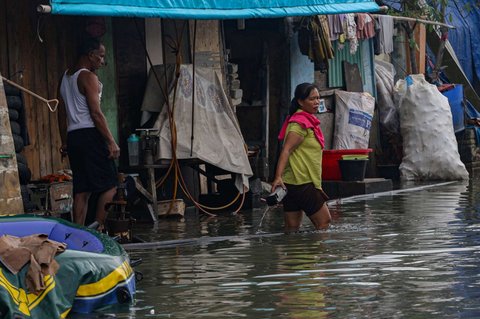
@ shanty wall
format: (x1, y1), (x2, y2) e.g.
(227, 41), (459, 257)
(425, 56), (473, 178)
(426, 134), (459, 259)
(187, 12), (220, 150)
(0, 2), (226, 181)
(0, 2), (149, 179)
(0, 0), (82, 179)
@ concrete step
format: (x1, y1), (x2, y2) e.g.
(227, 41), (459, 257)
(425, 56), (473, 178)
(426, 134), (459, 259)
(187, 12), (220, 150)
(322, 178), (393, 199)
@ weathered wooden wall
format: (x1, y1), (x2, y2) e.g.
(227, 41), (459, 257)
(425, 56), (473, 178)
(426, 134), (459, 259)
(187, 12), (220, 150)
(0, 0), (82, 180)
(0, 2), (147, 178)
(0, 3), (237, 183)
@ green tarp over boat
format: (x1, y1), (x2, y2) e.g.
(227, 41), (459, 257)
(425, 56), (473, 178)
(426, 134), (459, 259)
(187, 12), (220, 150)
(0, 216), (135, 318)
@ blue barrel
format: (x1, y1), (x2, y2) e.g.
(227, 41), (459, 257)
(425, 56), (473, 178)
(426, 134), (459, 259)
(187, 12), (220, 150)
(442, 85), (465, 132)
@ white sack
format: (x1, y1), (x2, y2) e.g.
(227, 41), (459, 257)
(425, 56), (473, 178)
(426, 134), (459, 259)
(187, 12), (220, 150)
(396, 74), (468, 180)
(375, 60), (400, 134)
(153, 65), (253, 192)
(333, 90), (375, 149)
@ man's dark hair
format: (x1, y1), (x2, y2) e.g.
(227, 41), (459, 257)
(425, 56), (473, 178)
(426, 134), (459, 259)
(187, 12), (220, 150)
(77, 37), (102, 57)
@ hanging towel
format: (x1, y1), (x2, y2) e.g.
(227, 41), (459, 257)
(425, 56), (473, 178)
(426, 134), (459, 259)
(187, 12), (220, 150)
(278, 111), (325, 148)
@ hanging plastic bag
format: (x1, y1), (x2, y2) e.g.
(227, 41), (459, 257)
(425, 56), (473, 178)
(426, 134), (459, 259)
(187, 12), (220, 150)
(375, 60), (399, 134)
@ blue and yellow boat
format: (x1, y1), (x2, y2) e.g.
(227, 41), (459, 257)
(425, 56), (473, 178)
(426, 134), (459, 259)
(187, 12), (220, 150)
(0, 215), (136, 318)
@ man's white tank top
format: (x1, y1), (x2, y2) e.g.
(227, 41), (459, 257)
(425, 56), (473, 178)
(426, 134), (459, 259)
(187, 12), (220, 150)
(60, 68), (103, 132)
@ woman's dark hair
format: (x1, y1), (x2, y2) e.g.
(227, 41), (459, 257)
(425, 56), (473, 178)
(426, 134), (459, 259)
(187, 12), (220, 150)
(288, 82), (319, 115)
(77, 37), (102, 57)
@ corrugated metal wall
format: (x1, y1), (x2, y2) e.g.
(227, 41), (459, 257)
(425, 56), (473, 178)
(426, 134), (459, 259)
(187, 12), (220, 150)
(328, 39), (376, 96)
(360, 39), (376, 96)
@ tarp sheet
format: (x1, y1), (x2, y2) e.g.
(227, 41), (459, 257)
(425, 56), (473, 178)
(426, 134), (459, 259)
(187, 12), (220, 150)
(153, 65), (253, 192)
(49, 0), (380, 19)
(444, 0), (480, 87)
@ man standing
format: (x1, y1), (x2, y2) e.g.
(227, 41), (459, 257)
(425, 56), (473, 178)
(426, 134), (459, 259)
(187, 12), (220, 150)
(57, 37), (120, 229)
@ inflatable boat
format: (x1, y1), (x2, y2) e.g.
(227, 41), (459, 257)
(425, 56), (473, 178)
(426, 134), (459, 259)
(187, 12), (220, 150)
(0, 215), (136, 318)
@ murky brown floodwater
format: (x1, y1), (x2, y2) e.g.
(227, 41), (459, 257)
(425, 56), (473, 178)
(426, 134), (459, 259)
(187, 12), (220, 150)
(71, 178), (480, 318)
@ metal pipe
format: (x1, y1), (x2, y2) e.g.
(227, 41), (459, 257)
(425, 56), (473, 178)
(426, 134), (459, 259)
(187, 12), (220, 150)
(37, 5), (52, 14)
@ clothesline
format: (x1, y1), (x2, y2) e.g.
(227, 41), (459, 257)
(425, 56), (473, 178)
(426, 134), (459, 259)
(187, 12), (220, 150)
(316, 11), (454, 60)
(372, 5), (455, 29)
(370, 14), (455, 29)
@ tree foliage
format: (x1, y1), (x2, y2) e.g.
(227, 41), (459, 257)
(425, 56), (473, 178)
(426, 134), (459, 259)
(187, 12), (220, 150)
(376, 0), (479, 79)
(378, 0), (478, 23)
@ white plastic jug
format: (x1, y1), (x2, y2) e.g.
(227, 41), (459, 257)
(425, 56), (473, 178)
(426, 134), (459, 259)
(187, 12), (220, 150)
(127, 133), (140, 166)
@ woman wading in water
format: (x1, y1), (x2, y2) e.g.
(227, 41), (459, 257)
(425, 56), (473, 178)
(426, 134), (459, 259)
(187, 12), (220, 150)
(271, 83), (331, 232)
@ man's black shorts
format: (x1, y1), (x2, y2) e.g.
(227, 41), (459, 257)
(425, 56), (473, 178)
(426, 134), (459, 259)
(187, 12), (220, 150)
(67, 128), (118, 194)
(283, 183), (329, 216)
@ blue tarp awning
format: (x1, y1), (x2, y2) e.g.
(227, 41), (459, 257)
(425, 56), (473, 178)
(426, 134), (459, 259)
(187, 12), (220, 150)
(49, 0), (380, 19)
(444, 0), (480, 88)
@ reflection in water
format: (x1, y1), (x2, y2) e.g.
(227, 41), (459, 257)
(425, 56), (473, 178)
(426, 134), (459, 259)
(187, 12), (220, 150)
(82, 179), (480, 318)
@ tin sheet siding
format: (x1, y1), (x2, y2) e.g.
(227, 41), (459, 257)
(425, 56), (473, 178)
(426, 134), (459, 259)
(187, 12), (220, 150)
(361, 39), (376, 97)
(328, 40), (364, 88)
(328, 39), (375, 96)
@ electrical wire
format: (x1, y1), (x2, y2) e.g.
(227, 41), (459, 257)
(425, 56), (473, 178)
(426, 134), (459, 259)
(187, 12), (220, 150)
(136, 19), (246, 216)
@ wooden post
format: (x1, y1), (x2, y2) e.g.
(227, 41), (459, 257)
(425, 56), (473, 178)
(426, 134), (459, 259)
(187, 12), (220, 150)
(0, 75), (24, 214)
(415, 23), (426, 75)
(405, 22), (426, 75)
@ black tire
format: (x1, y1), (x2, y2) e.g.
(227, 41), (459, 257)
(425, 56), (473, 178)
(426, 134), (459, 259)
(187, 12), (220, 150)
(12, 134), (24, 153)
(9, 120), (21, 136)
(20, 185), (37, 212)
(8, 108), (19, 121)
(6, 96), (23, 110)
(4, 83), (21, 96)
(15, 153), (27, 165)
(17, 162), (31, 185)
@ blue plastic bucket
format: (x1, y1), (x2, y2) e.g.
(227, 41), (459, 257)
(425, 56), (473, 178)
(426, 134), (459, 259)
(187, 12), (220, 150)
(442, 85), (465, 132)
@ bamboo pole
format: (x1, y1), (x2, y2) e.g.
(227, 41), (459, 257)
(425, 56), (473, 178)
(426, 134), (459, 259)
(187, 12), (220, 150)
(371, 14), (455, 29)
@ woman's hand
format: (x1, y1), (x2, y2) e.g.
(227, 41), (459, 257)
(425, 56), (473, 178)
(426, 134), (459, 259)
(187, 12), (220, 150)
(271, 176), (286, 193)
(271, 131), (303, 193)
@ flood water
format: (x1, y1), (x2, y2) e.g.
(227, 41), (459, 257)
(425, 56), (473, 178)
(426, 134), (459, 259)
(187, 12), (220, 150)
(86, 178), (480, 318)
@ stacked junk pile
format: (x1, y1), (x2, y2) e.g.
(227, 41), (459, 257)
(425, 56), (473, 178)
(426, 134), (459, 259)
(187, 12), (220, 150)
(447, 84), (480, 172)
(4, 83), (35, 211)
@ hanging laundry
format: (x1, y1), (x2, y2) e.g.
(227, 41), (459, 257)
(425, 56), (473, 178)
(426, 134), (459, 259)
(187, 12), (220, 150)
(377, 15), (394, 54)
(297, 16), (334, 71)
(313, 15), (334, 71)
(343, 14), (359, 55)
(327, 14), (345, 41)
(356, 13), (376, 39)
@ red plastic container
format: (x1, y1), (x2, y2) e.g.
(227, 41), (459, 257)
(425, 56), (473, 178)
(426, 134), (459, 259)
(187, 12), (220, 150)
(322, 149), (372, 180)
